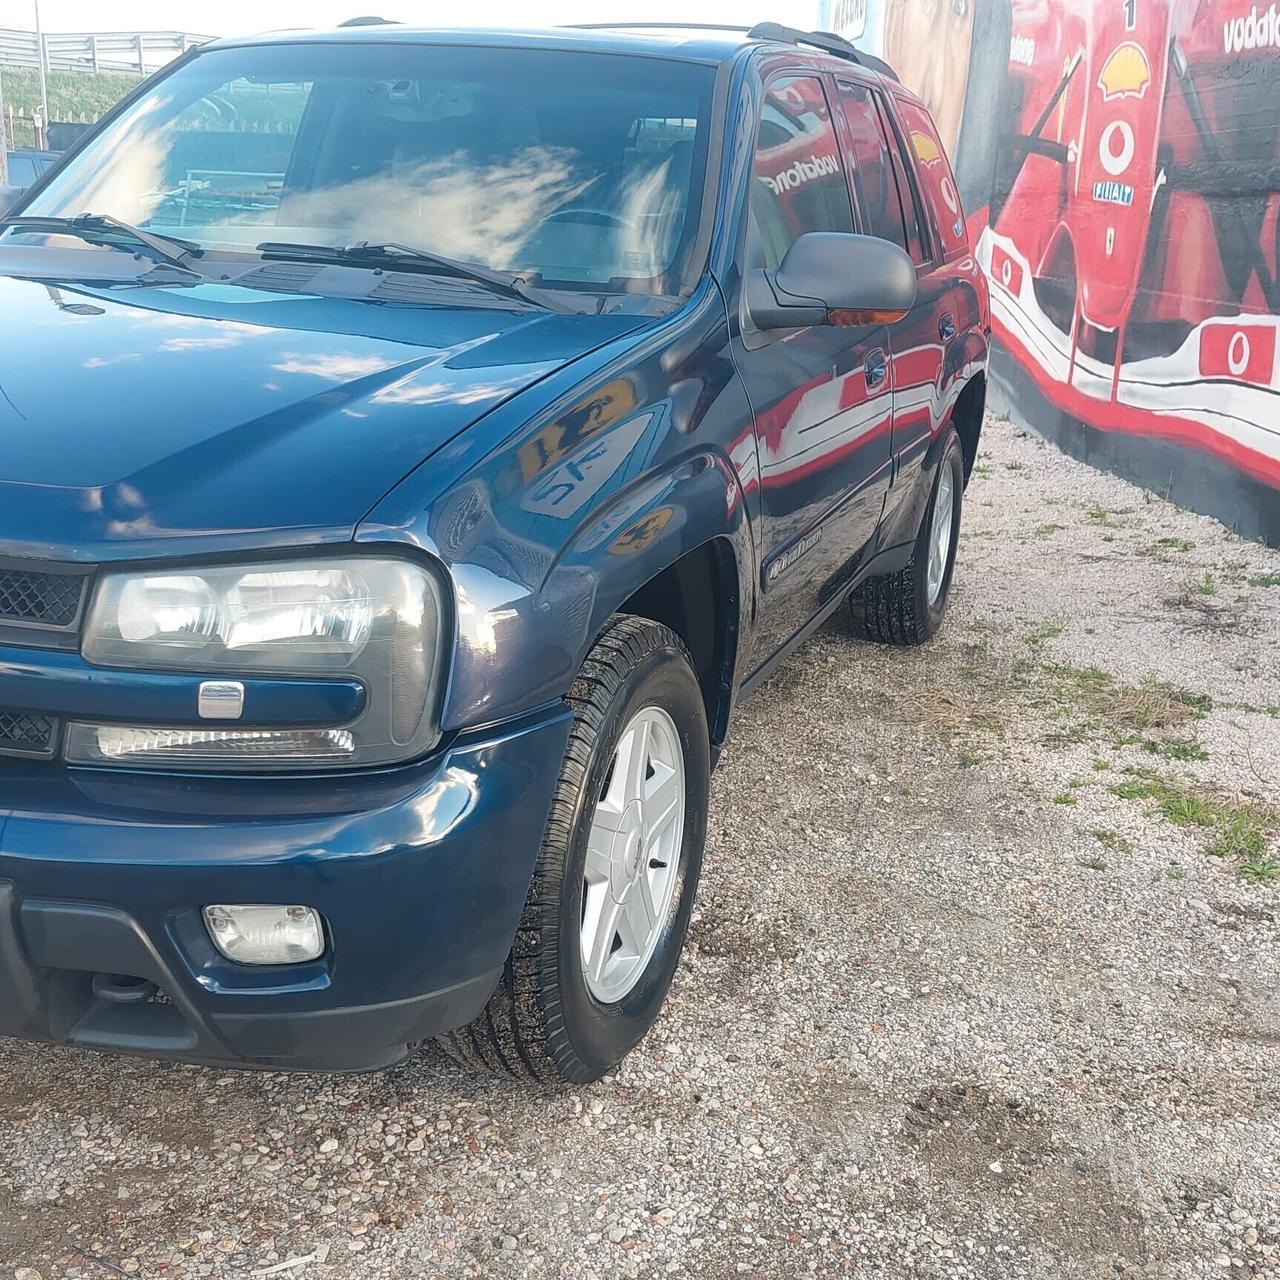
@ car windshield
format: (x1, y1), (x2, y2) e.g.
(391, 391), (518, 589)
(14, 41), (717, 294)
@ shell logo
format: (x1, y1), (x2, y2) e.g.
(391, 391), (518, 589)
(1097, 41), (1151, 101)
(910, 130), (942, 166)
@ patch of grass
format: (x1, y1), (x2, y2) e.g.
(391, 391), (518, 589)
(1176, 689), (1214, 715)
(1046, 664), (1209, 733)
(1026, 620), (1066, 650)
(1091, 758), (1111, 772)
(1191, 571), (1217, 596)
(1224, 700), (1280, 718)
(900, 688), (1007, 737)
(1085, 502), (1130, 529)
(1078, 854), (1108, 871)
(1094, 829), (1131, 854)
(1110, 768), (1278, 880)
(1141, 738), (1210, 762)
(1110, 771), (1215, 826)
(0, 68), (142, 143)
(1204, 807), (1274, 861)
(1031, 523), (1066, 539)
(1156, 537), (1195, 552)
(1249, 572), (1280, 588)
(1005, 461), (1026, 472)
(957, 750), (983, 768)
(1053, 792), (1079, 806)
(1240, 858), (1279, 885)
(1165, 791), (1218, 827)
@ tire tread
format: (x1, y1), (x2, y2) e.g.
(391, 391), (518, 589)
(436, 614), (695, 1084)
(848, 427), (962, 648)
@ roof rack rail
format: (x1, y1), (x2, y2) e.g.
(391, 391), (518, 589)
(745, 22), (900, 81)
(339, 15), (399, 26)
(563, 21), (900, 80)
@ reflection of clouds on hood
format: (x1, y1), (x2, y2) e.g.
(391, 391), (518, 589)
(84, 354), (143, 368)
(293, 147), (595, 270)
(273, 352), (402, 381)
(162, 334), (253, 352)
(371, 373), (534, 407)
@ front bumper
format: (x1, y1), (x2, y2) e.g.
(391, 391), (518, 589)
(0, 707), (572, 1071)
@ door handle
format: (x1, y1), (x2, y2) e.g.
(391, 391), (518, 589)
(864, 348), (888, 390)
(938, 312), (957, 342)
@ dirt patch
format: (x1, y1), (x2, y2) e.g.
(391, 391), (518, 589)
(901, 1082), (1147, 1269)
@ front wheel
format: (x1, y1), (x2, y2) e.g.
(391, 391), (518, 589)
(437, 615), (709, 1084)
(848, 425), (965, 646)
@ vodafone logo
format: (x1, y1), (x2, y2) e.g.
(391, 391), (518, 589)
(1098, 120), (1135, 177)
(1198, 322), (1277, 386)
(1223, 3), (1280, 52)
(989, 244), (1024, 295)
(763, 153), (839, 195)
(1228, 331), (1251, 377)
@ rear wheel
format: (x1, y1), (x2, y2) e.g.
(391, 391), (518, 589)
(848, 425), (965, 646)
(437, 615), (709, 1084)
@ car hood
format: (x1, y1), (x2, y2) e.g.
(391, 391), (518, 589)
(0, 270), (644, 562)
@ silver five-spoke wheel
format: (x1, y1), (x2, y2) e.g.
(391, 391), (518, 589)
(581, 705), (685, 1004)
(926, 463), (955, 606)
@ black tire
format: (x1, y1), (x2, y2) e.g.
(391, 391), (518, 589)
(848, 426), (965, 646)
(437, 615), (710, 1084)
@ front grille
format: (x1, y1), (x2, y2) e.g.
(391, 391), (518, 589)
(0, 710), (57, 758)
(0, 567), (85, 629)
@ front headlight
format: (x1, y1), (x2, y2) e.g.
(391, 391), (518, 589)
(71, 556), (447, 770)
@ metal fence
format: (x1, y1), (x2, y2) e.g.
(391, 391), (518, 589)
(4, 109), (90, 150)
(0, 29), (210, 76)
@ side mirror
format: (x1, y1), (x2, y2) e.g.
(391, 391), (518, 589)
(746, 231), (918, 331)
(0, 186), (25, 216)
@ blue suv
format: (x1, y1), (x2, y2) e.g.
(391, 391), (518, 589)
(0, 21), (989, 1081)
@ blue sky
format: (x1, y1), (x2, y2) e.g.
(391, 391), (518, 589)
(2, 1), (798, 38)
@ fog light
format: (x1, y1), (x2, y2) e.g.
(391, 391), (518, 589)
(203, 904), (325, 965)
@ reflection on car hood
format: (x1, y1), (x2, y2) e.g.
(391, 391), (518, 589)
(0, 271), (644, 562)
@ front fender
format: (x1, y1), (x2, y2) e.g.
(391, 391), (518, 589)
(359, 282), (758, 732)
(443, 446), (751, 730)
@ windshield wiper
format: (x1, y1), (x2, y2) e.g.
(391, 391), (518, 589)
(255, 239), (569, 312)
(0, 214), (202, 272)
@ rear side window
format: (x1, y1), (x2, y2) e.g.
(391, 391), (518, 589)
(749, 75), (854, 270)
(835, 81), (912, 256)
(894, 97), (968, 258)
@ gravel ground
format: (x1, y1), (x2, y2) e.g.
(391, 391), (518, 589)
(3, 415), (1279, 1280)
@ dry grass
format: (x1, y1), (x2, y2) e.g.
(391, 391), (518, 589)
(1044, 665), (1209, 733)
(900, 687), (1009, 736)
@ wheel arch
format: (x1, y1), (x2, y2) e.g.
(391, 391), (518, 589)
(952, 371), (987, 483)
(439, 448), (753, 738)
(615, 534), (742, 748)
